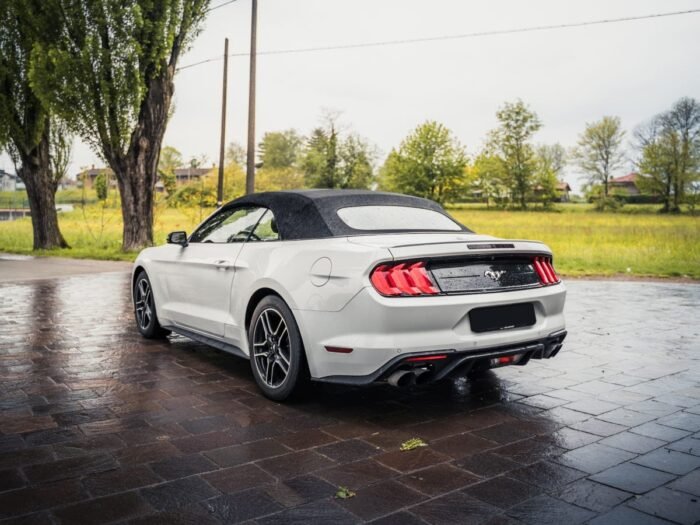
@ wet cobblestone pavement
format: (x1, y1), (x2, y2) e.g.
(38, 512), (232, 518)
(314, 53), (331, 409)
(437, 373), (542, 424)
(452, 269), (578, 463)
(1, 271), (699, 524)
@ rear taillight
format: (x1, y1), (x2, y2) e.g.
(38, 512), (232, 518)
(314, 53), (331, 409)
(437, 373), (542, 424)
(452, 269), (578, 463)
(533, 256), (560, 285)
(370, 261), (440, 296)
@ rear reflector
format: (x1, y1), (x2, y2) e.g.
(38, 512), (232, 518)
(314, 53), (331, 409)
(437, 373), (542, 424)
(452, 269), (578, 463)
(533, 256), (560, 286)
(406, 354), (448, 362)
(371, 261), (439, 297)
(490, 354), (523, 367)
(325, 346), (353, 354)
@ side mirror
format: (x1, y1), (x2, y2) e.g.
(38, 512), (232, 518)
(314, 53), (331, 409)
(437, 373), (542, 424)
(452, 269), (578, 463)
(167, 231), (188, 247)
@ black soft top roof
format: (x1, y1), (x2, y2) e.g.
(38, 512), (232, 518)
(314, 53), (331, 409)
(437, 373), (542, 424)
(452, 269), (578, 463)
(222, 189), (469, 240)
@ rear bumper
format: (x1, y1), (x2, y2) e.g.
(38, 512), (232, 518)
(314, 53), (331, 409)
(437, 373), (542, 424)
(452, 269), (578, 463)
(317, 329), (567, 385)
(294, 282), (567, 380)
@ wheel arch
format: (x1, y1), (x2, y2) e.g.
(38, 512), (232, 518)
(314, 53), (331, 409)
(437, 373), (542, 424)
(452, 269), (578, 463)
(245, 287), (283, 332)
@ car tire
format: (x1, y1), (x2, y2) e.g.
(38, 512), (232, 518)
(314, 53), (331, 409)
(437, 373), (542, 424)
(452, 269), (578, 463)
(248, 295), (308, 401)
(133, 271), (171, 339)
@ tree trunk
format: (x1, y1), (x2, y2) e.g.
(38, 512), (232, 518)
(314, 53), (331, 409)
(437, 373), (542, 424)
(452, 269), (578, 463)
(19, 125), (69, 250)
(112, 70), (173, 251)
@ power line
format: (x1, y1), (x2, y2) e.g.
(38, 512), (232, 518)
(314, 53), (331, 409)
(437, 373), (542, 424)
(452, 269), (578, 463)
(178, 8), (700, 71)
(206, 0), (240, 13)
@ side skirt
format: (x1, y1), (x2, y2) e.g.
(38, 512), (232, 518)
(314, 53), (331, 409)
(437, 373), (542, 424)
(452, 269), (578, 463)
(164, 325), (249, 360)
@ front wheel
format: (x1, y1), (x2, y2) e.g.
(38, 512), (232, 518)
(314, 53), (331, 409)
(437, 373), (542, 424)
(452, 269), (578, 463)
(133, 271), (170, 339)
(248, 295), (308, 401)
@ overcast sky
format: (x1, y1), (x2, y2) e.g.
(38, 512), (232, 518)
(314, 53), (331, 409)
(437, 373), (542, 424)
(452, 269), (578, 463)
(2, 0), (699, 192)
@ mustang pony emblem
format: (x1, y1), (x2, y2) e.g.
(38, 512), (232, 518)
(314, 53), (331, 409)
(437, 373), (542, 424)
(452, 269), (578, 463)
(484, 270), (506, 281)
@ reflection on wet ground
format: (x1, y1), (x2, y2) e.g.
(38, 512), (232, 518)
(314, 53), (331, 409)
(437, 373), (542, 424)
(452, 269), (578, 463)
(1, 273), (699, 524)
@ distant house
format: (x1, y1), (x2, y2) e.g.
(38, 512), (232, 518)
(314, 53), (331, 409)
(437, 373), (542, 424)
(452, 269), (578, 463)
(610, 173), (640, 195)
(0, 169), (25, 192)
(78, 165), (214, 191)
(556, 181), (571, 202)
(533, 180), (572, 202)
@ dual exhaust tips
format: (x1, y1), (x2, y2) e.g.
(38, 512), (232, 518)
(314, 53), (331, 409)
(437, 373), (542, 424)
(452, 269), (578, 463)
(387, 367), (431, 388)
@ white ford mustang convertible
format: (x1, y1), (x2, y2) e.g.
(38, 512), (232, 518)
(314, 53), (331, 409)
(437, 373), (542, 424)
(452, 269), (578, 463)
(133, 190), (566, 400)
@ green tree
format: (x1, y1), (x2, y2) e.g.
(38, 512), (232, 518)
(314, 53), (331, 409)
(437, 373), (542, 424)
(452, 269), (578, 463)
(259, 129), (303, 169)
(534, 143), (567, 207)
(572, 116), (626, 202)
(662, 97), (700, 211)
(379, 121), (467, 205)
(636, 98), (700, 213)
(225, 141), (246, 167)
(0, 0), (68, 249)
(488, 100), (542, 209)
(301, 114), (375, 189)
(30, 0), (210, 251)
(469, 148), (508, 207)
(158, 145), (182, 197)
(95, 171), (109, 201)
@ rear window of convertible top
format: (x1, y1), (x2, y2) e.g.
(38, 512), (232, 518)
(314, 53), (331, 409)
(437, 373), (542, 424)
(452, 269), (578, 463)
(336, 205), (462, 232)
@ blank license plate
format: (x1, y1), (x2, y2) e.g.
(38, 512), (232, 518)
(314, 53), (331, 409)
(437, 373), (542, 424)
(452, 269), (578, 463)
(469, 303), (536, 333)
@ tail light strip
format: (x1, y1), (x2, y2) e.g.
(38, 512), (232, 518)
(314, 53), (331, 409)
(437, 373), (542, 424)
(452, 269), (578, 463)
(370, 262), (439, 296)
(533, 256), (560, 285)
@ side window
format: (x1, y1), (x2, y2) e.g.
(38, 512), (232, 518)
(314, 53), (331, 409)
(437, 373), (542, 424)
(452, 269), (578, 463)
(249, 210), (280, 242)
(190, 207), (267, 243)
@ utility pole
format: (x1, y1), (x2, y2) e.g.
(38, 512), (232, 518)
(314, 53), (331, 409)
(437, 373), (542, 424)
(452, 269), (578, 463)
(216, 37), (229, 207)
(245, 0), (258, 195)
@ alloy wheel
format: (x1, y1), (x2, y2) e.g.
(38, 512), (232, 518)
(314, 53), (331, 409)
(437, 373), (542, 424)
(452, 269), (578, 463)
(135, 278), (153, 331)
(252, 308), (291, 388)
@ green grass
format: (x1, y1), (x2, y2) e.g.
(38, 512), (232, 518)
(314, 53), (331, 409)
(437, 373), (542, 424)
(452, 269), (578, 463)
(449, 206), (700, 279)
(0, 203), (698, 279)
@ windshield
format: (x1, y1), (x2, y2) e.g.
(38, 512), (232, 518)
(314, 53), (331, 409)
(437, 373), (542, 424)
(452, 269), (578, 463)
(336, 205), (463, 232)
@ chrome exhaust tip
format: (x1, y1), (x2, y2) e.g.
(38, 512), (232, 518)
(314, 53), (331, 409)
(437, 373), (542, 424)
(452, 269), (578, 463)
(387, 369), (415, 388)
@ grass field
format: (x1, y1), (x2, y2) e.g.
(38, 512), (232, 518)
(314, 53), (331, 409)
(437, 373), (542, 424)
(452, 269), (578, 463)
(0, 202), (698, 279)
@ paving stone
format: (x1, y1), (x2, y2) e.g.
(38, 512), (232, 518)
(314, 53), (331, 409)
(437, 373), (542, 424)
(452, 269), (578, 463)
(256, 499), (359, 525)
(588, 505), (675, 525)
(570, 419), (627, 437)
(628, 486), (700, 524)
(509, 460), (586, 491)
(632, 447), (700, 475)
(202, 463), (275, 494)
(201, 488), (283, 522)
(317, 458), (396, 489)
(668, 469), (700, 497)
(399, 463), (478, 496)
(589, 462), (676, 494)
(375, 447), (449, 472)
(429, 432), (497, 459)
(599, 431), (665, 454)
(0, 469), (25, 492)
(150, 453), (217, 479)
(257, 450), (336, 479)
(141, 477), (219, 510)
(83, 465), (162, 496)
(555, 443), (636, 474)
(454, 452), (522, 478)
(546, 427), (600, 450)
(53, 491), (152, 524)
(204, 438), (289, 467)
(564, 399), (620, 416)
(597, 408), (657, 427)
(23, 453), (118, 483)
(630, 422), (691, 442)
(339, 480), (426, 521)
(464, 476), (541, 508)
(412, 490), (500, 525)
(506, 494), (595, 524)
(657, 412), (700, 432)
(317, 439), (381, 463)
(556, 479), (632, 512)
(665, 436), (700, 456)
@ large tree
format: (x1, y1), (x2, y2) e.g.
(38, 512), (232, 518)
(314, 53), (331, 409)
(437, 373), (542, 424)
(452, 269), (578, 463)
(379, 121), (467, 205)
(572, 116), (626, 199)
(31, 0), (210, 250)
(301, 114), (375, 189)
(0, 0), (69, 249)
(636, 98), (700, 213)
(534, 143), (567, 207)
(259, 129), (303, 170)
(489, 100), (542, 209)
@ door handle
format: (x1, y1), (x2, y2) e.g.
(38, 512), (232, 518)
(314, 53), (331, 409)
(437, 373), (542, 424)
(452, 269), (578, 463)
(214, 259), (235, 270)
